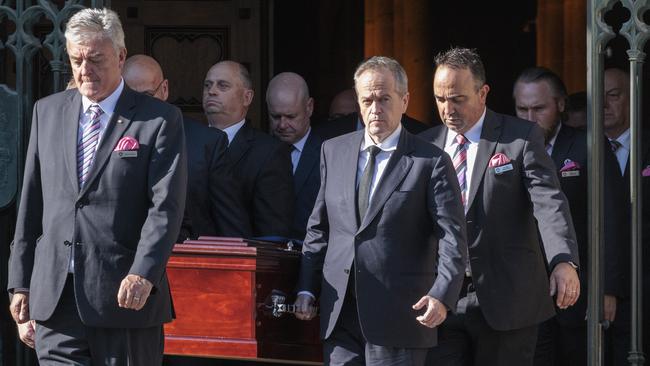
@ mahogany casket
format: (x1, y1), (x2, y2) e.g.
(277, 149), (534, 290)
(163, 237), (322, 364)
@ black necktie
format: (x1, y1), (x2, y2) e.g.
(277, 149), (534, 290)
(357, 145), (381, 223)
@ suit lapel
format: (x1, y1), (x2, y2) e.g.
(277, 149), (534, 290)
(341, 132), (364, 230)
(228, 122), (253, 166)
(293, 131), (321, 193)
(78, 87), (136, 198)
(466, 110), (502, 208)
(62, 91), (83, 193)
(550, 124), (573, 169)
(358, 129), (414, 233)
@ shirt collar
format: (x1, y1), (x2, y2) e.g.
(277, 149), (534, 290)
(547, 122), (562, 150)
(222, 119), (246, 144)
(445, 107), (486, 147)
(81, 78), (124, 116)
(361, 124), (402, 152)
(292, 127), (311, 153)
(614, 128), (631, 150)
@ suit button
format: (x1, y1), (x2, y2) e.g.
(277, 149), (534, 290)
(344, 269), (350, 274)
(64, 240), (72, 247)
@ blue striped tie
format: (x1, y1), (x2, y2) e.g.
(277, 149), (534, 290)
(77, 104), (102, 187)
(453, 134), (468, 207)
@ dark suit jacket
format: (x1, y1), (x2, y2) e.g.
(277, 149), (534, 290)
(297, 128), (467, 348)
(181, 118), (251, 239)
(228, 122), (294, 237)
(419, 109), (580, 331)
(8, 87), (187, 327)
(549, 124), (626, 326)
(314, 113), (429, 141)
(619, 131), (650, 309)
(291, 130), (323, 240)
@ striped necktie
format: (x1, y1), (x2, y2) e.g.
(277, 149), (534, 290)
(78, 104), (103, 187)
(609, 139), (622, 152)
(453, 134), (469, 207)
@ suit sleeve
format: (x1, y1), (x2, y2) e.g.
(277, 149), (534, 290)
(252, 143), (294, 237)
(426, 153), (468, 311)
(296, 144), (329, 296)
(523, 124), (580, 268)
(129, 106), (187, 287)
(7, 103), (43, 292)
(209, 133), (252, 237)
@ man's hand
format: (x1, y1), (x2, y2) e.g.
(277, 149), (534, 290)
(294, 293), (317, 321)
(604, 295), (617, 323)
(550, 262), (580, 309)
(413, 295), (447, 328)
(17, 320), (36, 349)
(10, 292), (30, 324)
(117, 274), (153, 310)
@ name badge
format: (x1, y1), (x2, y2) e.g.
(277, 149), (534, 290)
(116, 150), (137, 158)
(494, 163), (513, 175)
(561, 170), (580, 178)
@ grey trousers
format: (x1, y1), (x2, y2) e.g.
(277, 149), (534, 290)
(35, 275), (164, 366)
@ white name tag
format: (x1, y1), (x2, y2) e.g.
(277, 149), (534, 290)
(561, 170), (580, 178)
(494, 163), (513, 175)
(116, 150), (138, 158)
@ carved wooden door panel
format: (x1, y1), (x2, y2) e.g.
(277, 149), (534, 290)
(112, 0), (270, 127)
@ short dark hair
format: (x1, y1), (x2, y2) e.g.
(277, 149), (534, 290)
(434, 47), (486, 88)
(514, 66), (567, 100)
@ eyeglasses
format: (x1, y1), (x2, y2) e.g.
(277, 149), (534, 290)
(144, 79), (165, 97)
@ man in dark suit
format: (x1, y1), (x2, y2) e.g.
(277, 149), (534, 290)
(315, 109), (429, 140)
(8, 8), (186, 364)
(421, 48), (581, 366)
(294, 56), (468, 366)
(123, 54), (251, 239)
(602, 67), (650, 365)
(266, 72), (322, 240)
(203, 61), (294, 238)
(513, 67), (626, 366)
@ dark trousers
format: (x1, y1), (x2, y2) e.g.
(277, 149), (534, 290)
(426, 279), (538, 366)
(324, 289), (427, 366)
(34, 275), (164, 366)
(533, 317), (587, 366)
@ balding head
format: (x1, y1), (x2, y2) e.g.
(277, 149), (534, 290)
(123, 54), (168, 101)
(328, 89), (358, 120)
(266, 72), (313, 144)
(202, 60), (254, 129)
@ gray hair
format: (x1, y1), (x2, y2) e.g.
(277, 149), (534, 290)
(65, 8), (125, 53)
(353, 56), (408, 96)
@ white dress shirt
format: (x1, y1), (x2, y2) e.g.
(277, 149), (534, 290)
(443, 108), (486, 212)
(221, 119), (246, 144)
(610, 128), (630, 174)
(545, 122), (562, 156)
(357, 124), (402, 201)
(291, 128), (311, 174)
(78, 78), (124, 148)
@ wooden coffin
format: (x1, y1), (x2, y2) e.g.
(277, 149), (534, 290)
(164, 237), (322, 364)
